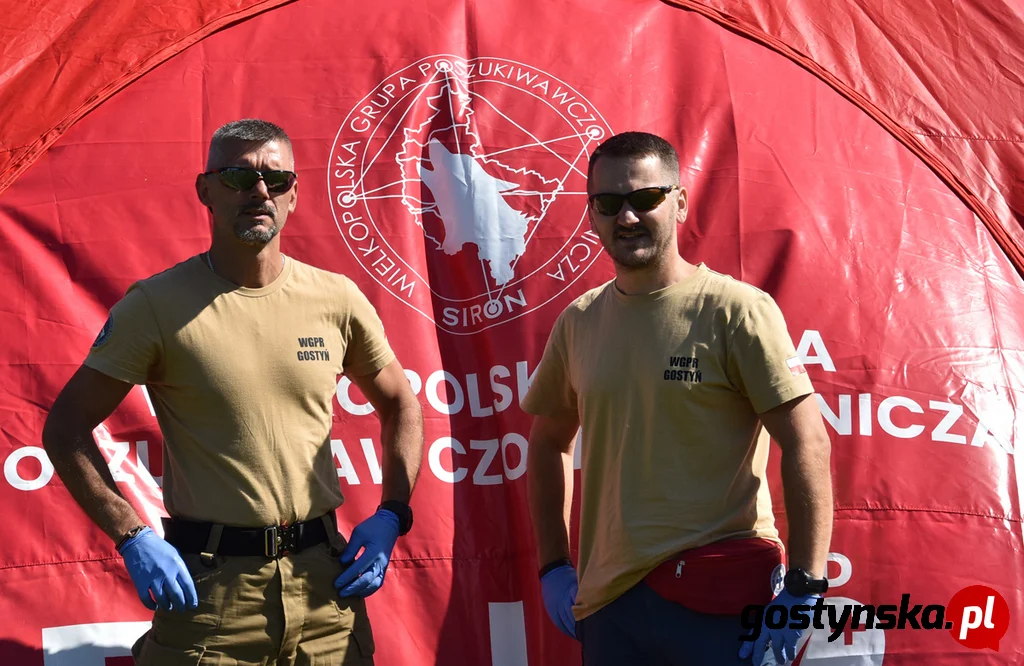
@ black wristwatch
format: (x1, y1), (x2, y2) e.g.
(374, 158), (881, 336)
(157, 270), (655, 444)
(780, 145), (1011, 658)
(539, 557), (573, 579)
(115, 525), (147, 553)
(378, 500), (414, 536)
(784, 568), (829, 596)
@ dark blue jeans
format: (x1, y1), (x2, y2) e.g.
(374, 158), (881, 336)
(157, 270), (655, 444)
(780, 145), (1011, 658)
(577, 581), (752, 666)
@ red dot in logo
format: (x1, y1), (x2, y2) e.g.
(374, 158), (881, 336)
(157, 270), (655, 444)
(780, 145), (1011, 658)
(946, 585), (1010, 651)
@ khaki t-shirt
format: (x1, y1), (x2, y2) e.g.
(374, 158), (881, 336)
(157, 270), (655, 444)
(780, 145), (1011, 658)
(521, 264), (814, 620)
(85, 255), (395, 527)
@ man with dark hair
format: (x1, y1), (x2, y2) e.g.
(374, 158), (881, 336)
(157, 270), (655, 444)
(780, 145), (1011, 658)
(585, 130), (679, 182)
(42, 118), (423, 664)
(523, 131), (833, 664)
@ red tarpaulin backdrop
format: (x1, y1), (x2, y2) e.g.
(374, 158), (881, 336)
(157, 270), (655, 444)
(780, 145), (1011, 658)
(0, 0), (1021, 665)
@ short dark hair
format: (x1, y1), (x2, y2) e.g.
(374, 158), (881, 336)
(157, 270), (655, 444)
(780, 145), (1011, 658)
(587, 131), (680, 185)
(207, 119), (293, 169)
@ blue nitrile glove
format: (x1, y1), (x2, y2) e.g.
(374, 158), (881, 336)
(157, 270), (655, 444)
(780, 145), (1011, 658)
(739, 589), (817, 664)
(118, 527), (198, 612)
(541, 564), (578, 639)
(335, 509), (401, 597)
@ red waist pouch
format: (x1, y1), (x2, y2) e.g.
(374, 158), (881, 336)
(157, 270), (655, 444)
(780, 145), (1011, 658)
(643, 538), (783, 615)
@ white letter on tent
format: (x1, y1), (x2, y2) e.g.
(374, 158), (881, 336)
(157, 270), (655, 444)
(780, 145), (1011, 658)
(878, 396), (925, 438)
(816, 394), (851, 435)
(971, 419), (1014, 454)
(331, 439), (361, 485)
(337, 377), (374, 416)
(4, 446), (54, 491)
(430, 437), (468, 483)
(360, 438), (383, 485)
(796, 330), (836, 372)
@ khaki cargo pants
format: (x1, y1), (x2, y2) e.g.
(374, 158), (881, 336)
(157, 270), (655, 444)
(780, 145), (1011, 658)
(131, 526), (374, 665)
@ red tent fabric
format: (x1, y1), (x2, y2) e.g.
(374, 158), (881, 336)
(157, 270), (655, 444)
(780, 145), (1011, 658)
(666, 0), (1024, 274)
(0, 0), (293, 196)
(0, 1), (1020, 664)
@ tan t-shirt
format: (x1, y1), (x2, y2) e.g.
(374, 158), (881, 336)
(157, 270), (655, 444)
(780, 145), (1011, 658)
(85, 255), (395, 527)
(521, 264), (814, 620)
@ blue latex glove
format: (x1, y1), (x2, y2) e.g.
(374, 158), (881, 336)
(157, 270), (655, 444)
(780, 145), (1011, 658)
(335, 509), (401, 597)
(739, 590), (817, 664)
(118, 526), (198, 612)
(540, 564), (578, 639)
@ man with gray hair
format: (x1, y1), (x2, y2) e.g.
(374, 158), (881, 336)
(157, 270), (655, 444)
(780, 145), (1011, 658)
(42, 118), (424, 664)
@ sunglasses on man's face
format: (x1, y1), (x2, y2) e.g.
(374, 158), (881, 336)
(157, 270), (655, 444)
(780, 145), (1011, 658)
(588, 185), (678, 216)
(203, 167), (298, 194)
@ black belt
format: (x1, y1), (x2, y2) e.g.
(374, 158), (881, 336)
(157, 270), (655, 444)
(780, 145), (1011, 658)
(162, 514), (332, 559)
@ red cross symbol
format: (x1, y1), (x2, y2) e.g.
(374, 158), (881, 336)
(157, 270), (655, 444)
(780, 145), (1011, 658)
(843, 620), (870, 646)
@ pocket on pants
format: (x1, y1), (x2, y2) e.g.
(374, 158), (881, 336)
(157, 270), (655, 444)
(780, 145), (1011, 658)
(180, 552), (229, 625)
(134, 635), (206, 666)
(150, 606), (221, 654)
(292, 545), (375, 665)
(299, 597), (375, 665)
(350, 608), (375, 659)
(150, 553), (226, 650)
(335, 595), (375, 661)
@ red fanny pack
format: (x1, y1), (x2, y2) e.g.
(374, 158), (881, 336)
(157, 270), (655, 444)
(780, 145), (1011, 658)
(643, 538), (783, 615)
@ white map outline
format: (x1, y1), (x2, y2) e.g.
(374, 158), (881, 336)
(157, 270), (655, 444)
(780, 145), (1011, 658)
(352, 73), (598, 301)
(395, 69), (562, 293)
(327, 55), (612, 333)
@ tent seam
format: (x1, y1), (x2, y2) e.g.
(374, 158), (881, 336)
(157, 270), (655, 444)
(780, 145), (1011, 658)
(911, 132), (1024, 144)
(659, 0), (1024, 280)
(0, 0), (297, 197)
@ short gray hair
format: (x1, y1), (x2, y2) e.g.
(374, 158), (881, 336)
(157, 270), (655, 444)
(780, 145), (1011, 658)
(207, 119), (293, 168)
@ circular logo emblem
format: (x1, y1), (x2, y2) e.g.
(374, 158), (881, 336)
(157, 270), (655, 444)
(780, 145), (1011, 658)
(329, 55), (612, 335)
(92, 315), (113, 348)
(771, 563), (786, 597)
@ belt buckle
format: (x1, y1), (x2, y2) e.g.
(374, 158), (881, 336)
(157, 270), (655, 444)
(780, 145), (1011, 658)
(280, 523), (299, 555)
(264, 526), (280, 558)
(264, 524), (300, 558)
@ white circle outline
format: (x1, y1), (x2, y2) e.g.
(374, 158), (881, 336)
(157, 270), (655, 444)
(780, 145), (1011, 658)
(328, 55), (612, 335)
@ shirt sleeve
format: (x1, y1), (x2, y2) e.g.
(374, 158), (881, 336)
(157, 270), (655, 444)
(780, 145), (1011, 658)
(725, 292), (814, 414)
(341, 279), (396, 377)
(521, 310), (578, 417)
(83, 283), (163, 385)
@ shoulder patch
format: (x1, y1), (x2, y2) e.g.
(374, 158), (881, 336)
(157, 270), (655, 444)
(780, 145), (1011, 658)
(92, 315), (113, 348)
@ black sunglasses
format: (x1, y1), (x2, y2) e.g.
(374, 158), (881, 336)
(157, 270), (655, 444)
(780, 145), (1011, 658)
(588, 185), (678, 216)
(203, 167), (297, 194)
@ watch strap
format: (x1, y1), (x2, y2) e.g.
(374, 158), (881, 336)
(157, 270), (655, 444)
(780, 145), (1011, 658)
(784, 568), (829, 595)
(539, 557), (572, 579)
(378, 500), (413, 535)
(115, 525), (147, 553)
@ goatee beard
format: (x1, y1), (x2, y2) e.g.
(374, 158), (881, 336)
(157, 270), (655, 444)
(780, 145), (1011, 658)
(613, 251), (656, 268)
(604, 234), (673, 269)
(235, 222), (278, 245)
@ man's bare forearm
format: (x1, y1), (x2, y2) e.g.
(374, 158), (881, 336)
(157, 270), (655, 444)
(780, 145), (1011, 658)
(528, 443), (574, 566)
(42, 424), (143, 543)
(780, 437), (833, 578)
(379, 397), (424, 504)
